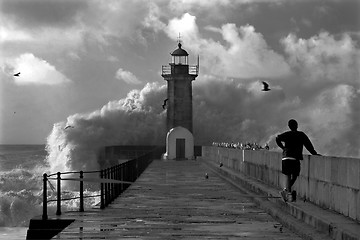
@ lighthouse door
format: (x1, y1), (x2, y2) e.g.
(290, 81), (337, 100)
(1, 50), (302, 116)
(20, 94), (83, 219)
(176, 138), (185, 159)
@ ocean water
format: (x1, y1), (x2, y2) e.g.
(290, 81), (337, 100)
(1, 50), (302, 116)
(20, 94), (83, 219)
(0, 145), (100, 239)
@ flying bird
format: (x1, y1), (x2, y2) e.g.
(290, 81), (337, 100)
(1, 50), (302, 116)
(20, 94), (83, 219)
(219, 162), (223, 167)
(13, 72), (20, 77)
(162, 98), (168, 109)
(261, 81), (271, 91)
(274, 223), (283, 232)
(205, 173), (209, 179)
(64, 125), (74, 130)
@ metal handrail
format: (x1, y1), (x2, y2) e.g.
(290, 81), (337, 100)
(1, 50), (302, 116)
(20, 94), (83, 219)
(47, 194), (102, 203)
(47, 170), (101, 177)
(41, 150), (158, 220)
(189, 65), (199, 75)
(161, 64), (199, 75)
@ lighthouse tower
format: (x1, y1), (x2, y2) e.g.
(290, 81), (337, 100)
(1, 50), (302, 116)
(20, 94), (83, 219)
(161, 42), (199, 160)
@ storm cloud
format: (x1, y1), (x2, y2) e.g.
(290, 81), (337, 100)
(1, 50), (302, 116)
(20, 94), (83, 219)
(0, 1), (358, 170)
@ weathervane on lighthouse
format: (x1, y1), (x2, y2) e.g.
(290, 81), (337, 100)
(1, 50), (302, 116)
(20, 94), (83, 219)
(161, 37), (199, 160)
(177, 32), (181, 44)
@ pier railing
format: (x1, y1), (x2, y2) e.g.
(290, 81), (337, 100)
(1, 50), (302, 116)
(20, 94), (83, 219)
(41, 148), (163, 220)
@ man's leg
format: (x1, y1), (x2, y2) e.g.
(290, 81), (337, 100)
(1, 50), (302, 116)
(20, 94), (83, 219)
(280, 173), (291, 202)
(285, 174), (292, 192)
(288, 164), (300, 202)
(290, 161), (299, 189)
(282, 160), (291, 191)
(280, 160), (295, 202)
(289, 174), (298, 191)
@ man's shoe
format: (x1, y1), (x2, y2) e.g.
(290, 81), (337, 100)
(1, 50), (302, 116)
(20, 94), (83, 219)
(287, 192), (293, 202)
(291, 190), (297, 202)
(279, 190), (287, 202)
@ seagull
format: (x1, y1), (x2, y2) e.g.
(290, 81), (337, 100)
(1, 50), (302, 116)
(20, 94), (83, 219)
(205, 173), (209, 179)
(261, 81), (271, 91)
(162, 98), (168, 109)
(219, 162), (223, 167)
(64, 125), (74, 130)
(273, 223), (283, 232)
(13, 72), (20, 77)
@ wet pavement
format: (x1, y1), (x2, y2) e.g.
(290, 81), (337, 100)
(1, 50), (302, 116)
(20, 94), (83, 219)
(53, 160), (304, 239)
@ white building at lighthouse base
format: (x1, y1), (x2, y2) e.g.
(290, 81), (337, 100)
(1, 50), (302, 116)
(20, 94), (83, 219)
(163, 126), (194, 160)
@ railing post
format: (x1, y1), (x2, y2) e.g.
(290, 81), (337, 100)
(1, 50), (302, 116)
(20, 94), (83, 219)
(106, 168), (110, 204)
(114, 165), (118, 197)
(109, 167), (112, 202)
(100, 170), (105, 209)
(116, 165), (120, 196)
(42, 173), (48, 220)
(136, 159), (139, 177)
(124, 162), (127, 185)
(128, 161), (131, 182)
(120, 165), (123, 193)
(129, 161), (133, 181)
(56, 172), (61, 216)
(79, 171), (84, 212)
(132, 160), (136, 181)
(111, 166), (115, 201)
(104, 168), (108, 206)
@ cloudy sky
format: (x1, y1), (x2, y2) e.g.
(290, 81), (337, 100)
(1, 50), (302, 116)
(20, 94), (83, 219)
(1, 0), (359, 163)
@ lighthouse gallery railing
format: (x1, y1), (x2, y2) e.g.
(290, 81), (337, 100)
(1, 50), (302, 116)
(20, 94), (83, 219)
(161, 65), (199, 76)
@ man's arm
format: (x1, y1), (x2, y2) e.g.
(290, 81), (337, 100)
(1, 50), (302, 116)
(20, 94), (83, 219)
(303, 133), (318, 155)
(275, 134), (284, 149)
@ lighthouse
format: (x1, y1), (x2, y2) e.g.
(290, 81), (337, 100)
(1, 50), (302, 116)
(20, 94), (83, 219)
(161, 42), (199, 160)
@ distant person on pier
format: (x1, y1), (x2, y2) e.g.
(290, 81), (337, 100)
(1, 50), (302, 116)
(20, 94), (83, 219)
(276, 119), (320, 202)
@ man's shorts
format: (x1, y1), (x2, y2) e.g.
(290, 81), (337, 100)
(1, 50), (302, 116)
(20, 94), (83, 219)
(282, 159), (300, 176)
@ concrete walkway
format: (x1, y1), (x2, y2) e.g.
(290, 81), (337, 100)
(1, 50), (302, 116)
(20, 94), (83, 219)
(203, 159), (360, 240)
(53, 160), (308, 239)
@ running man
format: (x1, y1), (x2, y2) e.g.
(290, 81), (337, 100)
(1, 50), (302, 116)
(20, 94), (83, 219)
(276, 119), (320, 202)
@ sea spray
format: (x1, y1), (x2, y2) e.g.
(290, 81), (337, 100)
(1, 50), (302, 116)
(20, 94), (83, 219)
(0, 169), (43, 227)
(46, 82), (167, 175)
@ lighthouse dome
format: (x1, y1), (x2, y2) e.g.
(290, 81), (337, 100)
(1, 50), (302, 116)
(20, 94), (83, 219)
(171, 43), (188, 56)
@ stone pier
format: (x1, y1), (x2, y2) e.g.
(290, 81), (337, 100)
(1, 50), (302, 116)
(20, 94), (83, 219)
(51, 160), (312, 239)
